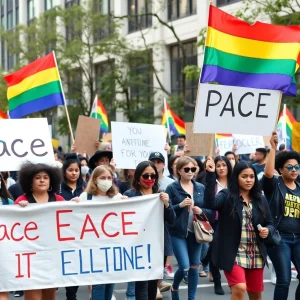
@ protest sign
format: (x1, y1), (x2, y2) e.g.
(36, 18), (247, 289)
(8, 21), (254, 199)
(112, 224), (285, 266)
(232, 135), (265, 155)
(0, 118), (55, 171)
(193, 84), (281, 136)
(75, 116), (101, 156)
(102, 133), (112, 143)
(215, 135), (233, 155)
(185, 123), (214, 156)
(111, 122), (167, 169)
(263, 136), (272, 147)
(0, 195), (164, 291)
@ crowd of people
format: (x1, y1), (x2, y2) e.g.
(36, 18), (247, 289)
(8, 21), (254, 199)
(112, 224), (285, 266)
(0, 131), (299, 300)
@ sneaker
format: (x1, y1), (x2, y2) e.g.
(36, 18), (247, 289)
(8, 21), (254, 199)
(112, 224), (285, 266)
(14, 291), (24, 297)
(171, 287), (179, 300)
(164, 265), (174, 280)
(112, 293), (116, 300)
(156, 287), (163, 299)
(159, 281), (171, 292)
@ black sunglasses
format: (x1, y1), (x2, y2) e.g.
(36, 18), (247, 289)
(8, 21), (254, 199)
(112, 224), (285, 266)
(284, 164), (300, 172)
(141, 173), (157, 180)
(183, 167), (197, 173)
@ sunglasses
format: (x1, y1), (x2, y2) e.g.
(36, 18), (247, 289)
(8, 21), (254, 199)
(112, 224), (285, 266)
(284, 164), (300, 172)
(183, 167), (197, 173)
(141, 173), (157, 180)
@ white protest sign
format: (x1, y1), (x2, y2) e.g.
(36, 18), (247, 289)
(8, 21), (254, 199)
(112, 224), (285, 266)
(0, 118), (55, 171)
(111, 122), (167, 169)
(0, 195), (164, 291)
(215, 136), (233, 156)
(232, 135), (265, 155)
(194, 84), (281, 135)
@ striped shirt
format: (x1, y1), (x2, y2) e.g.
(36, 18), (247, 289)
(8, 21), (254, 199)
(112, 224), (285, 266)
(235, 198), (264, 269)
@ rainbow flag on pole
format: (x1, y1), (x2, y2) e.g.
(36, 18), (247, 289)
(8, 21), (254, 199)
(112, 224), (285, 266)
(201, 5), (300, 96)
(162, 99), (185, 136)
(4, 52), (64, 118)
(90, 95), (109, 133)
(277, 106), (296, 150)
(0, 110), (8, 119)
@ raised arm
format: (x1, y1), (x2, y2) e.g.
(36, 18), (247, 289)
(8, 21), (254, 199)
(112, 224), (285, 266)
(264, 131), (278, 178)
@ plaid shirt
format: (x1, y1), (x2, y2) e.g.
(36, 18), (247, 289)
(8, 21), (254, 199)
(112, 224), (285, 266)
(235, 198), (264, 269)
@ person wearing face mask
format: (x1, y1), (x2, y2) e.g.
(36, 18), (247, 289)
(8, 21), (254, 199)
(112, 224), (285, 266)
(79, 156), (90, 182)
(74, 165), (125, 300)
(225, 151), (237, 169)
(124, 161), (176, 300)
(263, 132), (300, 300)
(166, 156), (212, 300)
(58, 154), (86, 300)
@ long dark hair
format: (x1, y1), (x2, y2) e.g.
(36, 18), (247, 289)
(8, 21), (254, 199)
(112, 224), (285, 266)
(62, 159), (81, 183)
(132, 161), (159, 193)
(0, 173), (12, 204)
(168, 155), (179, 177)
(214, 156), (232, 182)
(228, 162), (265, 217)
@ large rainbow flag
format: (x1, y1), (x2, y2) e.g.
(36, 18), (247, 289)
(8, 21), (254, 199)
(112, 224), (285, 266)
(0, 110), (8, 119)
(201, 5), (300, 96)
(277, 106), (296, 150)
(90, 95), (109, 134)
(162, 100), (185, 136)
(4, 52), (64, 118)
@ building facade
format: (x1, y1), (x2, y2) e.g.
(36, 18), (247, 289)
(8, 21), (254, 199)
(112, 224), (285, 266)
(0, 0), (244, 126)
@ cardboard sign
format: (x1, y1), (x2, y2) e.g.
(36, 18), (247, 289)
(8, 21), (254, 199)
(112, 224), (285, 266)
(102, 133), (112, 143)
(233, 135), (265, 155)
(193, 84), (281, 135)
(263, 136), (272, 147)
(75, 116), (101, 156)
(111, 122), (167, 169)
(185, 123), (214, 156)
(0, 195), (164, 291)
(0, 118), (55, 171)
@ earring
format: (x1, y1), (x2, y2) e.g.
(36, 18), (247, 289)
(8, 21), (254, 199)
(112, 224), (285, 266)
(48, 186), (52, 192)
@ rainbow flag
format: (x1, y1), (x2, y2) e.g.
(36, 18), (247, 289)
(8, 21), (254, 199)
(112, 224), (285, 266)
(0, 110), (8, 119)
(4, 52), (64, 118)
(201, 5), (300, 96)
(277, 106), (296, 150)
(162, 100), (185, 136)
(90, 96), (109, 133)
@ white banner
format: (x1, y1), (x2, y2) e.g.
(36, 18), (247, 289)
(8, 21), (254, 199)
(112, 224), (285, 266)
(194, 84), (281, 136)
(111, 122), (167, 169)
(0, 118), (55, 171)
(232, 135), (265, 155)
(0, 195), (164, 291)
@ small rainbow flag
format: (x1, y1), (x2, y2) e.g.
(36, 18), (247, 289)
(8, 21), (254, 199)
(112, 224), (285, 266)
(277, 106), (296, 150)
(4, 52), (64, 118)
(0, 110), (8, 119)
(91, 95), (109, 134)
(201, 5), (300, 96)
(162, 99), (185, 136)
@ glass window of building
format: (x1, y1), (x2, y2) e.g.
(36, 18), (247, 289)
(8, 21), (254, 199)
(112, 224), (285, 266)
(65, 0), (80, 43)
(170, 40), (198, 121)
(16, 0), (19, 25)
(128, 0), (152, 33)
(27, 0), (35, 23)
(168, 0), (196, 21)
(216, 0), (241, 6)
(45, 0), (57, 10)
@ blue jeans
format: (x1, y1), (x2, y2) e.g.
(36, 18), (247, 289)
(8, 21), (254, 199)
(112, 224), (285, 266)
(267, 232), (300, 300)
(171, 232), (202, 300)
(92, 284), (114, 300)
(126, 282), (135, 297)
(200, 243), (209, 272)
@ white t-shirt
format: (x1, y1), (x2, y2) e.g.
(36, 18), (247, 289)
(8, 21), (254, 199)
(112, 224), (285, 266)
(216, 179), (226, 194)
(80, 192), (122, 202)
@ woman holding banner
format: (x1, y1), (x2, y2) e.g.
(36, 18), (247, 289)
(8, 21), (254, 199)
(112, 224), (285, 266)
(124, 161), (175, 300)
(166, 156), (212, 300)
(204, 158), (274, 300)
(15, 162), (64, 300)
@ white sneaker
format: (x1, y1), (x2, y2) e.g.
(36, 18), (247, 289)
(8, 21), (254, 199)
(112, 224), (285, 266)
(164, 266), (174, 280)
(111, 294), (116, 300)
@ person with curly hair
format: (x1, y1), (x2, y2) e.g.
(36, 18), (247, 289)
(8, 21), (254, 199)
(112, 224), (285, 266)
(263, 132), (300, 300)
(14, 162), (64, 300)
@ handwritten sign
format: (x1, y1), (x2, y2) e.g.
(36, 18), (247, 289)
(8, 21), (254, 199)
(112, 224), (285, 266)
(185, 123), (214, 156)
(111, 122), (167, 169)
(194, 84), (281, 135)
(0, 118), (55, 171)
(0, 195), (163, 291)
(75, 116), (101, 156)
(233, 135), (265, 155)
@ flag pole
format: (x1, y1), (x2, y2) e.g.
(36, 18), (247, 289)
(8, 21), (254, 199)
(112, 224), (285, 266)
(52, 51), (75, 143)
(282, 103), (287, 148)
(164, 97), (172, 144)
(91, 94), (98, 117)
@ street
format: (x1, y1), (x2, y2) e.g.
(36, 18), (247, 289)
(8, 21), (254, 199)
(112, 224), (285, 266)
(9, 274), (297, 299)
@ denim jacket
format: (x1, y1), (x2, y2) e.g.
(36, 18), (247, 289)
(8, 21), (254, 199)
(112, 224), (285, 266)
(166, 179), (212, 238)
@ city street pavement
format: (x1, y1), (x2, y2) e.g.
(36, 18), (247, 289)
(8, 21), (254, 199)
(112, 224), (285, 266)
(9, 272), (297, 299)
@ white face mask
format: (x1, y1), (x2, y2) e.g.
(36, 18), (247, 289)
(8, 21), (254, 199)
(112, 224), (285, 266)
(81, 166), (89, 176)
(97, 179), (113, 192)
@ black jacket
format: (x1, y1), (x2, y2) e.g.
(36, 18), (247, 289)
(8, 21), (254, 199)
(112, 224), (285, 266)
(203, 172), (275, 272)
(166, 179), (212, 238)
(59, 177), (86, 200)
(262, 175), (300, 229)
